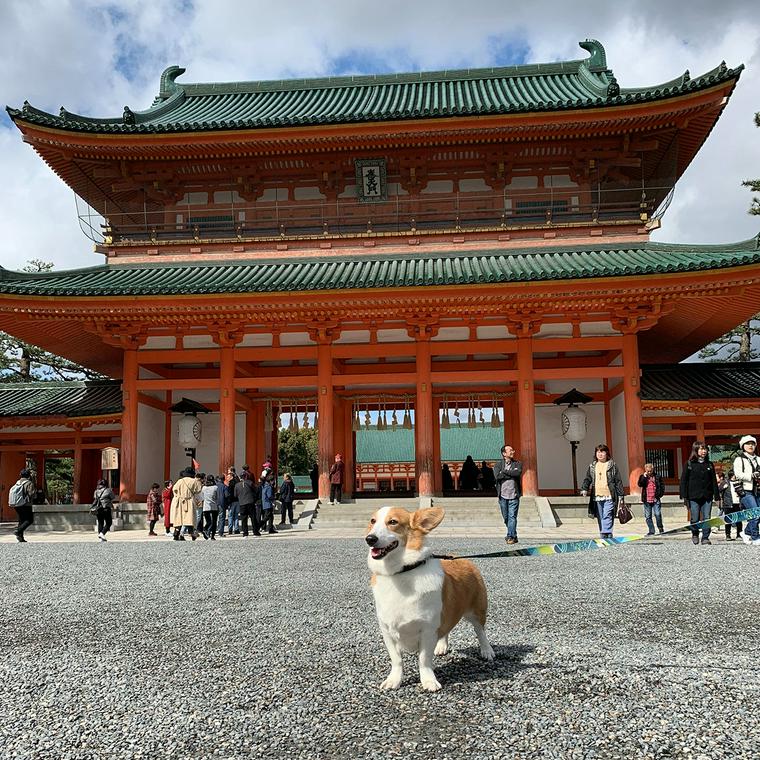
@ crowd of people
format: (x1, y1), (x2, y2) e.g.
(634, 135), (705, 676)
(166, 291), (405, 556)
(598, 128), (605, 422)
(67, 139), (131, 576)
(8, 437), (760, 548)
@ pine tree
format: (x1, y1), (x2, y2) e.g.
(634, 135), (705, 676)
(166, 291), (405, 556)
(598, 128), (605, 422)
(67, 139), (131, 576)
(698, 319), (760, 362)
(742, 112), (760, 215)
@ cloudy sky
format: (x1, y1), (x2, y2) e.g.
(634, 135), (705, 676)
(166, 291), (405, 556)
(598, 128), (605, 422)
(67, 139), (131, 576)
(0, 0), (758, 271)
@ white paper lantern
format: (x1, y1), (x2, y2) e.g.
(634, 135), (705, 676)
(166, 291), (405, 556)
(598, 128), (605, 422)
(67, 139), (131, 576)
(177, 413), (202, 448)
(561, 405), (587, 442)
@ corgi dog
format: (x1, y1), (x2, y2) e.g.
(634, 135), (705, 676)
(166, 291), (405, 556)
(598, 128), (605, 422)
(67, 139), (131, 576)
(365, 506), (495, 692)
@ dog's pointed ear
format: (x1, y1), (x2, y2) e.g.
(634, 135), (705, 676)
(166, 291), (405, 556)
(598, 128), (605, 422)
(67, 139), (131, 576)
(410, 507), (445, 533)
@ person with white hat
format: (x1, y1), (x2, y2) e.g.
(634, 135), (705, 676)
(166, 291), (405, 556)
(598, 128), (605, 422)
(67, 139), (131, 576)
(732, 435), (760, 546)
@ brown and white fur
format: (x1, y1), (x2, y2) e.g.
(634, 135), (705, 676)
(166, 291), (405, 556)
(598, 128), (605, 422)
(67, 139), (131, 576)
(365, 506), (495, 691)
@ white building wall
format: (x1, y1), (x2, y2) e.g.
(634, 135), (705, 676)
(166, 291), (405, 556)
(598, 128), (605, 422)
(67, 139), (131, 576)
(535, 403), (606, 491)
(136, 404), (165, 494)
(610, 393), (629, 479)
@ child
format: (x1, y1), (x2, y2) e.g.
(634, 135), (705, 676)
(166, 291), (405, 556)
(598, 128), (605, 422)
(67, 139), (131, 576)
(637, 463), (665, 535)
(718, 470), (743, 541)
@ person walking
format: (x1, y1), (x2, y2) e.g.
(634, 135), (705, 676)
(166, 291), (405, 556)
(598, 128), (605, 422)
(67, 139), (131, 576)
(146, 482), (162, 536)
(261, 474), (277, 534)
(226, 467), (241, 535)
(637, 463), (665, 536)
(329, 454), (344, 504)
(581, 444), (625, 539)
(235, 471), (260, 537)
(279, 473), (296, 525)
(201, 474), (219, 540)
(161, 480), (173, 536)
(732, 435), (760, 546)
(93, 478), (115, 543)
(718, 470), (743, 541)
(679, 441), (720, 546)
(9, 467), (36, 543)
(215, 474), (228, 538)
(171, 468), (202, 541)
(494, 445), (523, 544)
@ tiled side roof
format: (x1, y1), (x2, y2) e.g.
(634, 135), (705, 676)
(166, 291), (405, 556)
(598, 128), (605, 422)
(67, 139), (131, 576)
(0, 380), (122, 417)
(641, 363), (760, 401)
(0, 238), (757, 297)
(6, 41), (742, 134)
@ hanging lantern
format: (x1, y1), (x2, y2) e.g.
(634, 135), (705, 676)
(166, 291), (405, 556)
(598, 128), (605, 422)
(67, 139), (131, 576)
(561, 404), (588, 442)
(441, 395), (450, 430)
(403, 396), (413, 430)
(177, 413), (202, 449)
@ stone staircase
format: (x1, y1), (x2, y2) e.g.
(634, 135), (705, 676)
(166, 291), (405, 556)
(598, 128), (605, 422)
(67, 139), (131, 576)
(313, 495), (548, 530)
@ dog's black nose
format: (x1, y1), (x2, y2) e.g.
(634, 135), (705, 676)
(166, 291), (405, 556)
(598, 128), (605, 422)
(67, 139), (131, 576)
(365, 534), (378, 546)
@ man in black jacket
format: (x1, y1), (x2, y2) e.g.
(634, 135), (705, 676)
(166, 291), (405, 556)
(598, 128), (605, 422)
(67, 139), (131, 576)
(10, 468), (36, 543)
(493, 445), (523, 544)
(638, 463), (665, 535)
(235, 473), (260, 537)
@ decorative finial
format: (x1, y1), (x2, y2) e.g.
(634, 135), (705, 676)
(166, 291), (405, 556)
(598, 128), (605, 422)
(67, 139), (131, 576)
(719, 60), (727, 74)
(579, 39), (607, 72)
(158, 65), (186, 99)
(122, 106), (135, 125)
(682, 69), (690, 86)
(22, 100), (30, 114)
(606, 76), (620, 98)
(59, 107), (68, 121)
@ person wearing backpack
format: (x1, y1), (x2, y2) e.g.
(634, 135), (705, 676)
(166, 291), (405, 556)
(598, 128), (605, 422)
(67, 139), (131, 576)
(92, 478), (115, 542)
(732, 434), (760, 546)
(9, 468), (36, 542)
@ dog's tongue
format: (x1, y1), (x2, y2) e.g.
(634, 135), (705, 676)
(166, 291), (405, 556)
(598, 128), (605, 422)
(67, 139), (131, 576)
(371, 547), (384, 559)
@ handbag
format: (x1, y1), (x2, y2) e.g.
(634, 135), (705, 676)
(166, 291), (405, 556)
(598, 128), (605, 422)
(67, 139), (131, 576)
(617, 498), (633, 524)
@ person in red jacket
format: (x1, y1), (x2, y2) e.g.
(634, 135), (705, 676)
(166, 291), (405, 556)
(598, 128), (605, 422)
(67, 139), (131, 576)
(329, 454), (344, 504)
(161, 480), (173, 536)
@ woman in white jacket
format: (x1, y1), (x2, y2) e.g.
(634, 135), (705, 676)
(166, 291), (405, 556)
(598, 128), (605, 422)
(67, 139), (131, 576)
(732, 435), (760, 546)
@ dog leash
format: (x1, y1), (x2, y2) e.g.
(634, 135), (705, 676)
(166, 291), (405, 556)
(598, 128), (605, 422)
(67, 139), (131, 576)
(439, 506), (760, 560)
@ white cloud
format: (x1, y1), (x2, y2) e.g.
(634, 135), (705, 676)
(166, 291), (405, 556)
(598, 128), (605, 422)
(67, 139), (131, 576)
(0, 0), (758, 270)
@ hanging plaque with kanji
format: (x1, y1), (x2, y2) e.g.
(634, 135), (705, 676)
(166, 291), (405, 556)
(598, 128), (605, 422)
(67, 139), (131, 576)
(355, 158), (387, 203)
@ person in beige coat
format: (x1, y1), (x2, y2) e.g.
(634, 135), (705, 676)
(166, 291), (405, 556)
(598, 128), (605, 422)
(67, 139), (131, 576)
(172, 467), (202, 541)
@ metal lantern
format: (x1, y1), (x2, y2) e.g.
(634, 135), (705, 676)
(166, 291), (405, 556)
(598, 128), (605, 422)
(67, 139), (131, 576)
(561, 405), (587, 442)
(177, 413), (202, 449)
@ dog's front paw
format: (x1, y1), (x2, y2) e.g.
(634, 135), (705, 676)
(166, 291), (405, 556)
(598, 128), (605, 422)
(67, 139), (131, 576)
(434, 638), (448, 656)
(380, 671), (402, 690)
(420, 676), (442, 692)
(480, 642), (496, 661)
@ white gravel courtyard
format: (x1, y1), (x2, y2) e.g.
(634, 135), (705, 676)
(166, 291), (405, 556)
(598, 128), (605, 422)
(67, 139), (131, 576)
(1, 536), (758, 759)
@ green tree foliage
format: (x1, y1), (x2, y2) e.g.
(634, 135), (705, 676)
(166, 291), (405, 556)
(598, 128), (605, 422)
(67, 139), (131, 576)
(0, 260), (105, 383)
(742, 112), (760, 216)
(277, 426), (317, 475)
(698, 318), (760, 362)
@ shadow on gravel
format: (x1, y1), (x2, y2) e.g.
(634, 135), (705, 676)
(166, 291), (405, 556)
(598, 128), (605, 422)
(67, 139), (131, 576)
(436, 643), (535, 686)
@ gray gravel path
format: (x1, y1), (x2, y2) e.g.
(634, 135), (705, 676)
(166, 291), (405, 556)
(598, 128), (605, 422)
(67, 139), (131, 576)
(0, 536), (758, 759)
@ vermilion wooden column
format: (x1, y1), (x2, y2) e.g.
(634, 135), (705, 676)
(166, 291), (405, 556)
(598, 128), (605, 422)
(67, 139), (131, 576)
(317, 340), (334, 501)
(119, 348), (138, 502)
(72, 430), (82, 504)
(602, 379), (614, 450)
(622, 333), (645, 493)
(432, 398), (442, 494)
(219, 346), (236, 474)
(342, 400), (354, 498)
(695, 416), (706, 443)
(516, 337), (538, 496)
(164, 390), (172, 481)
(245, 405), (258, 470)
(415, 337), (434, 498)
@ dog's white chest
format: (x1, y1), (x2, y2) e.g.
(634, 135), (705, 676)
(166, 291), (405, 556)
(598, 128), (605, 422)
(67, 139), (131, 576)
(372, 564), (444, 653)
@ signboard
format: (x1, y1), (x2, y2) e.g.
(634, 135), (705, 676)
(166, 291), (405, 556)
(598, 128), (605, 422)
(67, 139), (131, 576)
(101, 447), (119, 471)
(355, 158), (387, 203)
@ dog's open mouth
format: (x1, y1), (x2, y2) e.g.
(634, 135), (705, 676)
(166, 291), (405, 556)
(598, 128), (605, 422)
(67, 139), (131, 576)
(370, 541), (398, 560)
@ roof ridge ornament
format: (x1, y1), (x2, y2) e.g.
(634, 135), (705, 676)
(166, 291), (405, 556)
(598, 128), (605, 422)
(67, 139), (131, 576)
(606, 75), (620, 98)
(158, 65), (186, 100)
(122, 106), (135, 125)
(579, 39), (608, 72)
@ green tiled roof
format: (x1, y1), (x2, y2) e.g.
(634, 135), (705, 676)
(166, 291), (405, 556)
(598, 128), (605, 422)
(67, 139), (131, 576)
(6, 40), (742, 134)
(641, 363), (760, 401)
(0, 237), (758, 297)
(0, 380), (121, 417)
(357, 426), (505, 463)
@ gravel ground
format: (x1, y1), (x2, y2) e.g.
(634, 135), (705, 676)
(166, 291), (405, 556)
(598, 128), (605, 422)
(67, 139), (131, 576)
(0, 535), (758, 760)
